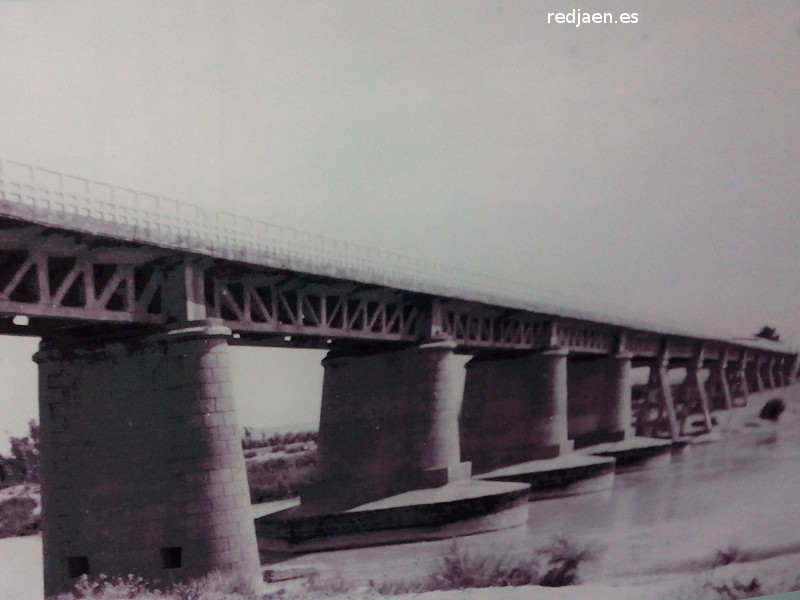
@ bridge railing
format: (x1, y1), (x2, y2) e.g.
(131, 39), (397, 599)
(0, 158), (708, 337)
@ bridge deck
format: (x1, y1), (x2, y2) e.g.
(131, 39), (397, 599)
(0, 159), (795, 361)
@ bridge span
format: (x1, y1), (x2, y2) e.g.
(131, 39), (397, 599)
(1, 160), (798, 595)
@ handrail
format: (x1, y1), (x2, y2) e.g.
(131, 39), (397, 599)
(0, 158), (786, 348)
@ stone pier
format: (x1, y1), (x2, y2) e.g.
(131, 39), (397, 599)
(461, 349), (616, 499)
(568, 352), (635, 448)
(258, 341), (529, 551)
(305, 340), (472, 508)
(35, 323), (261, 597)
(460, 348), (573, 473)
(569, 352), (671, 467)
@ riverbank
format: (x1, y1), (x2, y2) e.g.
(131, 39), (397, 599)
(4, 533), (800, 600)
(8, 408), (800, 600)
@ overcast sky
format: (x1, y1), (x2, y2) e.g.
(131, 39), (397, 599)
(1, 1), (799, 443)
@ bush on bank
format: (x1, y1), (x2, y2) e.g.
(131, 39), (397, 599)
(0, 421), (42, 538)
(0, 419), (40, 486)
(48, 571), (263, 600)
(245, 450), (318, 503)
(367, 536), (600, 595)
(0, 492), (39, 538)
(45, 537), (599, 599)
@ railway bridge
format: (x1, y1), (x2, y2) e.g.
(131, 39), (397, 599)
(1, 160), (797, 595)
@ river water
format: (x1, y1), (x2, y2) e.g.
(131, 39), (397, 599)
(274, 411), (800, 587)
(5, 412), (800, 599)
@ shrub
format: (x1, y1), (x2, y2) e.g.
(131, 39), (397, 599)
(241, 430), (318, 452)
(704, 577), (763, 600)
(536, 535), (600, 587)
(369, 538), (596, 595)
(0, 495), (39, 537)
(49, 570), (262, 600)
(246, 450), (318, 503)
(52, 573), (160, 599)
(424, 541), (538, 590)
(0, 420), (40, 485)
(713, 545), (747, 568)
(759, 399), (785, 422)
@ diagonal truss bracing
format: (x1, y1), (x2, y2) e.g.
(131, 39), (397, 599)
(0, 246), (166, 323)
(207, 274), (424, 341)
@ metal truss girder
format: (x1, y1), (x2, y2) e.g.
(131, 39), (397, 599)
(437, 300), (620, 353)
(625, 333), (662, 357)
(664, 338), (696, 359)
(0, 245), (166, 324)
(435, 301), (547, 349)
(208, 274), (422, 341)
(551, 321), (614, 354)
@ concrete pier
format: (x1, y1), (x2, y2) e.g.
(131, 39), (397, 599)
(35, 323), (260, 597)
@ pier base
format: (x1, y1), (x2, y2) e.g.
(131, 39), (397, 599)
(475, 453), (616, 500)
(579, 436), (674, 469)
(256, 480), (530, 553)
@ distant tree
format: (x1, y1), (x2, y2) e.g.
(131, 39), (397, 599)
(755, 326), (781, 342)
(0, 420), (40, 484)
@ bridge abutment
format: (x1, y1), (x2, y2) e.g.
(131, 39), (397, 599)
(35, 323), (260, 597)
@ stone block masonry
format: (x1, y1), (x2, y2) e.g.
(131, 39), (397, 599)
(306, 341), (471, 509)
(461, 349), (573, 474)
(35, 322), (260, 597)
(568, 353), (634, 448)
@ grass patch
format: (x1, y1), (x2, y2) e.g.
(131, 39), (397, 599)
(0, 484), (40, 538)
(668, 577), (767, 600)
(49, 570), (264, 599)
(661, 546), (800, 600)
(246, 450), (317, 503)
(241, 430), (317, 452)
(537, 535), (601, 587)
(368, 535), (599, 595)
(713, 545), (748, 569)
(705, 577), (763, 600)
